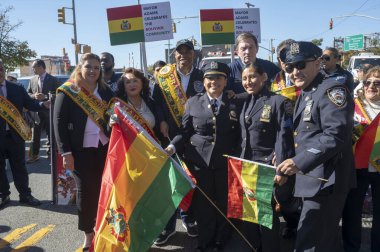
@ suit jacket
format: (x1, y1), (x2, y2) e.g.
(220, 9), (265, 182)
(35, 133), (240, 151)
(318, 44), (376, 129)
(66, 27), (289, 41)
(292, 73), (356, 197)
(27, 73), (59, 99)
(240, 88), (294, 165)
(171, 93), (241, 169)
(152, 67), (204, 139)
(53, 85), (114, 154)
(0, 81), (47, 143)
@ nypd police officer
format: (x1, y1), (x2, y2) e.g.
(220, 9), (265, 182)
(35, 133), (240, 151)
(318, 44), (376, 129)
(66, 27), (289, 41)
(277, 41), (356, 252)
(166, 61), (242, 252)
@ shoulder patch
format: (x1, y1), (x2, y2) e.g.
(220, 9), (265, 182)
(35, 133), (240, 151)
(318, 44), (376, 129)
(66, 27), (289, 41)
(327, 87), (346, 107)
(193, 80), (204, 93)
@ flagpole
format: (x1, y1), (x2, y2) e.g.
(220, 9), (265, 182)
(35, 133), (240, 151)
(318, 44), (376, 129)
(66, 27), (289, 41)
(224, 154), (329, 182)
(167, 138), (257, 252)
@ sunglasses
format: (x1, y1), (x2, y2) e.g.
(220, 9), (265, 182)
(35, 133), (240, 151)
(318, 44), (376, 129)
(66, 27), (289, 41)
(363, 80), (380, 88)
(285, 59), (315, 74)
(321, 55), (332, 61)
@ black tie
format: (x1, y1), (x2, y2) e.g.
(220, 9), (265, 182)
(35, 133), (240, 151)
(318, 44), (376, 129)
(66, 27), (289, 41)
(212, 99), (218, 113)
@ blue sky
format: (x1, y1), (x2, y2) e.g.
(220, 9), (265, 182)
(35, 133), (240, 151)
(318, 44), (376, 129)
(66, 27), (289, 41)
(2, 0), (380, 68)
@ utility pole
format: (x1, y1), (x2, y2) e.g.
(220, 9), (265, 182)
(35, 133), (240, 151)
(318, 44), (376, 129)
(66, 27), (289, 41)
(72, 0), (78, 65)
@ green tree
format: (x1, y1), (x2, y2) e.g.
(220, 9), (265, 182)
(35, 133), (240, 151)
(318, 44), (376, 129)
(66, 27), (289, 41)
(0, 6), (36, 71)
(311, 38), (323, 46)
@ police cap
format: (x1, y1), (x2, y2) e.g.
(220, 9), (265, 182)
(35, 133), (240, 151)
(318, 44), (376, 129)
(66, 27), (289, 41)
(175, 39), (194, 51)
(284, 41), (322, 64)
(203, 61), (230, 78)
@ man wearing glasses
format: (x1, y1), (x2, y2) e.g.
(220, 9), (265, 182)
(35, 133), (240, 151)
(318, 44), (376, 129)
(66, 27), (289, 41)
(276, 41), (355, 252)
(321, 47), (354, 93)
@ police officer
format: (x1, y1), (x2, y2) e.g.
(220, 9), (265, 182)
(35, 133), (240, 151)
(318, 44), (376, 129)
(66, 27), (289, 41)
(166, 61), (242, 252)
(277, 41), (356, 252)
(230, 63), (294, 252)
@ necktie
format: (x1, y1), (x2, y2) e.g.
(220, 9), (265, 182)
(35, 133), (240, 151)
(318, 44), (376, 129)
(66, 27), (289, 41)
(39, 76), (44, 92)
(212, 99), (218, 113)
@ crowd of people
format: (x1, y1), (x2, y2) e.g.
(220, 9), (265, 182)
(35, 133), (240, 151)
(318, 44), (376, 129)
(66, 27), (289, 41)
(0, 32), (378, 252)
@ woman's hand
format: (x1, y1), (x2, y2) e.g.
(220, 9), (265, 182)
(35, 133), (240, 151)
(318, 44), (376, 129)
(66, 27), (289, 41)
(165, 146), (174, 156)
(160, 121), (169, 138)
(274, 175), (288, 186)
(109, 114), (119, 127)
(63, 154), (74, 171)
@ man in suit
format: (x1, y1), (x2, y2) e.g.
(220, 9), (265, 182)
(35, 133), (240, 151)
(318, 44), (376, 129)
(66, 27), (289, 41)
(152, 39), (203, 245)
(0, 59), (50, 208)
(27, 59), (59, 163)
(166, 61), (241, 251)
(277, 41), (356, 252)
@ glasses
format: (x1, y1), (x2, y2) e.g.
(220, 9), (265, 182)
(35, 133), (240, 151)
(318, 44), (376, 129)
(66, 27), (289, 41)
(363, 80), (380, 88)
(321, 55), (331, 61)
(285, 59), (315, 74)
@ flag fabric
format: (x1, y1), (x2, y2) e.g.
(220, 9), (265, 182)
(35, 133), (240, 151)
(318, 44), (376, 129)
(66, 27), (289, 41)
(92, 105), (194, 252)
(227, 157), (275, 229)
(355, 112), (380, 172)
(200, 9), (235, 45)
(273, 85), (301, 102)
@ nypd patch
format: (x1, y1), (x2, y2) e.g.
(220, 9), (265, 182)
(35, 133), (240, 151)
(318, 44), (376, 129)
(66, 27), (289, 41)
(194, 80), (204, 93)
(327, 87), (346, 107)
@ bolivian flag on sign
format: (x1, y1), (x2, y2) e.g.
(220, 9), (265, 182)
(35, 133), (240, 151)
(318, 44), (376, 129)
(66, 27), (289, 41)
(91, 105), (194, 252)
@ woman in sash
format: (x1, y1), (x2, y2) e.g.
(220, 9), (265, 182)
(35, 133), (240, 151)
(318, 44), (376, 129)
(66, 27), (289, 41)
(235, 63), (295, 252)
(112, 67), (163, 139)
(53, 53), (114, 250)
(342, 66), (380, 252)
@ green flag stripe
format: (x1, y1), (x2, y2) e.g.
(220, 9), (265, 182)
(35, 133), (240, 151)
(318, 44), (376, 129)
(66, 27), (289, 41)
(256, 165), (275, 229)
(109, 30), (145, 45)
(201, 32), (235, 45)
(128, 159), (192, 252)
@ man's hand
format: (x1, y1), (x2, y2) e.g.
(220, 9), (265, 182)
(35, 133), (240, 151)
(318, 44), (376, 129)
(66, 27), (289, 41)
(277, 158), (299, 176)
(35, 93), (46, 100)
(164, 146), (174, 156)
(160, 121), (169, 138)
(42, 100), (51, 108)
(274, 175), (288, 186)
(62, 154), (74, 171)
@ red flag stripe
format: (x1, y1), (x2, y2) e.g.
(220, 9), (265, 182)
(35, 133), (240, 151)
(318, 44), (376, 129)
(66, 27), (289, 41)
(200, 9), (234, 21)
(107, 5), (142, 21)
(227, 158), (244, 219)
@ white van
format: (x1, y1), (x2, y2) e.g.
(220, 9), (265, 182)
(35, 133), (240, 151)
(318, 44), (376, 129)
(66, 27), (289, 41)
(348, 53), (380, 79)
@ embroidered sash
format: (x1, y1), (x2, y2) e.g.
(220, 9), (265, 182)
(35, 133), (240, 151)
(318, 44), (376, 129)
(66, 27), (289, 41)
(0, 96), (32, 141)
(57, 81), (108, 132)
(157, 64), (187, 127)
(271, 72), (286, 92)
(108, 97), (158, 141)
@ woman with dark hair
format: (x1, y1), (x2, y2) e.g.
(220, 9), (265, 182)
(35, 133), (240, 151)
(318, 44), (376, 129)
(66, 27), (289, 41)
(342, 66), (380, 252)
(53, 53), (114, 250)
(112, 68), (163, 138)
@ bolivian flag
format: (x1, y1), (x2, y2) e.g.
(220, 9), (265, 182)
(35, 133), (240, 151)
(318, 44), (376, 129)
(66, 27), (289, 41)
(227, 156), (274, 229)
(107, 5), (144, 46)
(200, 9), (235, 45)
(355, 112), (380, 172)
(274, 85), (301, 102)
(92, 105), (194, 251)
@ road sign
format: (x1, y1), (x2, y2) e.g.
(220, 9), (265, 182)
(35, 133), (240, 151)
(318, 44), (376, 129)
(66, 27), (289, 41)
(344, 34), (364, 51)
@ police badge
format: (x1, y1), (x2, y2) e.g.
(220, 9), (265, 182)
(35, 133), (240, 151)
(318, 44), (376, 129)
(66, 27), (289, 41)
(193, 80), (204, 93)
(303, 100), (313, 121)
(210, 61), (218, 69)
(260, 105), (271, 123)
(290, 42), (300, 55)
(327, 87), (346, 106)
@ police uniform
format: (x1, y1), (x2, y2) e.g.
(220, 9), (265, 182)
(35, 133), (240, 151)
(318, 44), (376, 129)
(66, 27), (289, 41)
(321, 64), (354, 93)
(286, 42), (356, 252)
(230, 86), (294, 252)
(171, 62), (242, 251)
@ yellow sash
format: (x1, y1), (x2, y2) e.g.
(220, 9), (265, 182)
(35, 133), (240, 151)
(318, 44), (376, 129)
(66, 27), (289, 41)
(57, 81), (108, 132)
(108, 97), (158, 141)
(0, 96), (32, 141)
(271, 72), (286, 92)
(157, 64), (187, 127)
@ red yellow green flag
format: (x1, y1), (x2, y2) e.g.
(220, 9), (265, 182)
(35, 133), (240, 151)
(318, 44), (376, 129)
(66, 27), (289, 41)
(107, 5), (144, 45)
(273, 84), (301, 102)
(92, 105), (194, 252)
(200, 9), (235, 45)
(227, 156), (274, 229)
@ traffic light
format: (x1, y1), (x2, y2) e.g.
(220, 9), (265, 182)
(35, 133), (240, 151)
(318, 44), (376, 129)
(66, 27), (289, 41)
(271, 47), (275, 54)
(83, 45), (91, 54)
(62, 48), (66, 56)
(329, 18), (333, 30)
(172, 23), (176, 33)
(58, 8), (65, 23)
(75, 44), (81, 54)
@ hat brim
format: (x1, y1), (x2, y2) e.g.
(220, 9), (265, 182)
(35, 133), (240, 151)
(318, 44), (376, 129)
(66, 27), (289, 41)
(176, 44), (194, 51)
(204, 71), (227, 78)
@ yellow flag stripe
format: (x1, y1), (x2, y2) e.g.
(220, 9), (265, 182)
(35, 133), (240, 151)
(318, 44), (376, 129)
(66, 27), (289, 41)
(108, 17), (143, 34)
(0, 224), (37, 249)
(241, 162), (259, 223)
(201, 20), (234, 34)
(12, 225), (55, 251)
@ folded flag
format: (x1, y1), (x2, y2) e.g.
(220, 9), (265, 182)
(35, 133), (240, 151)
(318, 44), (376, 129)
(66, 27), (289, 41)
(227, 156), (275, 229)
(273, 85), (301, 102)
(92, 105), (194, 252)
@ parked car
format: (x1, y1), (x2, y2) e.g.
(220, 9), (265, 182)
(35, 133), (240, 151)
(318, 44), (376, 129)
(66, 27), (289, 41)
(348, 52), (380, 80)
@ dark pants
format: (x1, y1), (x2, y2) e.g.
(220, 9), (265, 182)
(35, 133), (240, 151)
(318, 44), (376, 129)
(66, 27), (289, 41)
(296, 187), (347, 252)
(192, 166), (230, 248)
(342, 169), (380, 252)
(72, 143), (108, 233)
(0, 133), (31, 197)
(30, 111), (50, 156)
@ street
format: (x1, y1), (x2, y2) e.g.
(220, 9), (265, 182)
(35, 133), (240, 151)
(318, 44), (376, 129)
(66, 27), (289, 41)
(0, 136), (372, 252)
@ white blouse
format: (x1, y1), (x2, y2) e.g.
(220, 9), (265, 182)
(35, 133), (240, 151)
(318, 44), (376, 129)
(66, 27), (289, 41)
(129, 100), (155, 129)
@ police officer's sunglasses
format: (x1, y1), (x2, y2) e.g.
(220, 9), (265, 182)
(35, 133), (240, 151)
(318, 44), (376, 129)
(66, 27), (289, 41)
(285, 59), (316, 74)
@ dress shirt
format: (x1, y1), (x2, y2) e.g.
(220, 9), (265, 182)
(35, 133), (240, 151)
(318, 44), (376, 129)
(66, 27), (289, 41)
(177, 66), (194, 92)
(83, 85), (109, 148)
(38, 72), (47, 92)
